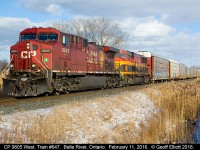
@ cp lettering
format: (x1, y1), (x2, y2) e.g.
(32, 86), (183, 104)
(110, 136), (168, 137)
(21, 51), (36, 59)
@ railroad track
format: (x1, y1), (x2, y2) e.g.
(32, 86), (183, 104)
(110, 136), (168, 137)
(0, 85), (145, 107)
(0, 78), (196, 108)
(0, 97), (29, 105)
(0, 98), (16, 103)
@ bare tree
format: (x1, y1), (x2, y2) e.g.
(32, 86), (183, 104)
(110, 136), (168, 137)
(0, 59), (8, 72)
(52, 17), (128, 48)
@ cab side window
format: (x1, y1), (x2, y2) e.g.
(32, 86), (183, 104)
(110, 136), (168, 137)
(62, 35), (69, 46)
(83, 39), (88, 47)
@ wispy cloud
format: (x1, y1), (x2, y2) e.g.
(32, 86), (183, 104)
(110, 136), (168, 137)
(0, 17), (44, 30)
(17, 0), (200, 23)
(118, 17), (175, 37)
(114, 17), (200, 66)
(0, 17), (47, 60)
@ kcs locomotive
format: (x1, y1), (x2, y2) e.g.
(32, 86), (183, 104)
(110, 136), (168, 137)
(2, 27), (149, 97)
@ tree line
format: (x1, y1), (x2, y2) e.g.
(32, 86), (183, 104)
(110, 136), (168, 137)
(52, 17), (128, 48)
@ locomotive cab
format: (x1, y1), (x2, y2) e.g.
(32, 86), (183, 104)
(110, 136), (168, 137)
(3, 27), (62, 97)
(114, 50), (134, 72)
(114, 50), (149, 86)
(9, 28), (61, 74)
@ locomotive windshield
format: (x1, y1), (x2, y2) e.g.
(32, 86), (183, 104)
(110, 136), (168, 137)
(115, 53), (126, 59)
(20, 34), (36, 41)
(38, 33), (58, 41)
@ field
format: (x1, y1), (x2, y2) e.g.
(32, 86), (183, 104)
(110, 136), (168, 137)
(0, 79), (200, 143)
(138, 79), (200, 143)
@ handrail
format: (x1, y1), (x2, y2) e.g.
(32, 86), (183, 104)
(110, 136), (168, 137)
(34, 56), (51, 78)
(2, 55), (15, 78)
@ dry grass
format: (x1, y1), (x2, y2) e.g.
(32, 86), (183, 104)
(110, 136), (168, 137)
(0, 73), (2, 87)
(1, 110), (73, 144)
(137, 80), (200, 143)
(0, 73), (2, 95)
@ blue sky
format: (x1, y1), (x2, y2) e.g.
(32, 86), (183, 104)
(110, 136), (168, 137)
(1, 0), (200, 66)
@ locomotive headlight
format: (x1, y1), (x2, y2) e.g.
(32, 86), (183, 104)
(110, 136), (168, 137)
(32, 64), (36, 68)
(10, 64), (14, 68)
(26, 42), (30, 50)
(11, 50), (17, 54)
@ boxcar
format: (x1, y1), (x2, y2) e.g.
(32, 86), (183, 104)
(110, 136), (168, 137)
(190, 67), (197, 78)
(169, 59), (179, 80)
(186, 67), (191, 78)
(179, 63), (187, 79)
(138, 51), (169, 81)
(197, 69), (200, 77)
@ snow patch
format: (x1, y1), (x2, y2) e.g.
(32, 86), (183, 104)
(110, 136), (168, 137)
(0, 91), (158, 143)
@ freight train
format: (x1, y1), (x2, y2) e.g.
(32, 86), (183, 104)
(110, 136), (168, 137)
(1, 27), (200, 97)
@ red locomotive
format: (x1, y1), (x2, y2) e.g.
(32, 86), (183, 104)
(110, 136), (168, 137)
(2, 27), (120, 97)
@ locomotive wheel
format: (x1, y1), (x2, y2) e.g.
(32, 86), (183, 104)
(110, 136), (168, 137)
(55, 90), (60, 95)
(64, 89), (69, 94)
(45, 93), (50, 96)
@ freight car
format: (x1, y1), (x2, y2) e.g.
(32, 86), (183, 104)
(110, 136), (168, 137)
(186, 67), (191, 79)
(2, 27), (121, 97)
(197, 69), (200, 77)
(137, 51), (170, 82)
(190, 67), (197, 78)
(169, 59), (179, 80)
(179, 63), (187, 79)
(138, 51), (199, 81)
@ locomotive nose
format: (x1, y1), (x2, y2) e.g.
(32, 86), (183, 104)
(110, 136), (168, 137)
(15, 41), (37, 70)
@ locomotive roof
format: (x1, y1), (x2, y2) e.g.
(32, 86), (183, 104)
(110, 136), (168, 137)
(104, 46), (120, 53)
(20, 27), (89, 41)
(20, 27), (60, 34)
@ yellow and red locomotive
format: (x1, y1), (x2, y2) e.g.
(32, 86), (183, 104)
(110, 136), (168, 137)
(114, 50), (150, 86)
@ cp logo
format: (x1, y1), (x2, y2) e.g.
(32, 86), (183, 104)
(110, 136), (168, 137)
(21, 51), (36, 59)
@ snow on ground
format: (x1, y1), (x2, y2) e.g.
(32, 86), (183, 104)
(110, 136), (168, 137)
(0, 108), (52, 130)
(0, 91), (158, 143)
